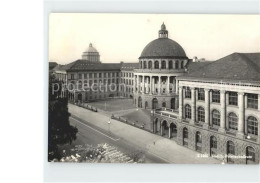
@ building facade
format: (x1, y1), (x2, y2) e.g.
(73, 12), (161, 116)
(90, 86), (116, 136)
(152, 52), (260, 164)
(133, 23), (190, 110)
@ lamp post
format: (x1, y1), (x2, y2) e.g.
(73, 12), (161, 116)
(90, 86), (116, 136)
(108, 119), (111, 134)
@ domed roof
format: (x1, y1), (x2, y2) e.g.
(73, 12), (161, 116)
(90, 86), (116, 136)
(139, 23), (187, 59)
(85, 43), (98, 52)
(140, 38), (187, 58)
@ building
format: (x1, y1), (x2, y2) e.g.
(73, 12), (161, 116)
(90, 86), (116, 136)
(52, 43), (137, 102)
(151, 52), (260, 163)
(133, 23), (190, 109)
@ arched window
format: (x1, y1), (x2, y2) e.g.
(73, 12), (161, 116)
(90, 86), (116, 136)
(227, 141), (235, 163)
(162, 102), (166, 108)
(180, 61), (184, 68)
(154, 61), (159, 69)
(183, 127), (188, 146)
(185, 104), (191, 119)
(246, 146), (256, 164)
(210, 136), (217, 156)
(148, 61), (152, 69)
(175, 60), (179, 69)
(228, 112), (238, 130)
(247, 116), (258, 136)
(212, 110), (220, 126)
(198, 107), (205, 122)
(143, 61), (147, 69)
(196, 131), (202, 152)
(169, 60), (173, 69)
(161, 60), (166, 69)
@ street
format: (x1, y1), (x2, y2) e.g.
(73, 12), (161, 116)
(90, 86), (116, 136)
(70, 116), (169, 163)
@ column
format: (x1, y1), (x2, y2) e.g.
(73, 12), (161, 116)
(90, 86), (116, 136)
(166, 60), (169, 69)
(191, 87), (196, 124)
(158, 76), (161, 94)
(258, 94), (260, 111)
(237, 92), (245, 138)
(149, 76), (152, 94)
(166, 76), (170, 94)
(142, 75), (145, 93)
(137, 75), (139, 93)
(179, 86), (183, 119)
(168, 126), (171, 138)
(204, 89), (210, 129)
(159, 60), (161, 69)
(219, 90), (226, 133)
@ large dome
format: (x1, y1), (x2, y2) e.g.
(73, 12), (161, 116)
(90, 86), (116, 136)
(139, 23), (187, 59)
(85, 43), (98, 52)
(140, 38), (187, 58)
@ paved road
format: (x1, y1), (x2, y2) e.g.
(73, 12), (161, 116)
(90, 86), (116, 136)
(69, 104), (221, 164)
(70, 116), (169, 163)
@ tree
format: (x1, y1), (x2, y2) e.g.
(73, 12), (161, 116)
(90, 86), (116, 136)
(48, 74), (78, 161)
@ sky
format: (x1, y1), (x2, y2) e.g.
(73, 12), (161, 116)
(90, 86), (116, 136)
(49, 13), (260, 64)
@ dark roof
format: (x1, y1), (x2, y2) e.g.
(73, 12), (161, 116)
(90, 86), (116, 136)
(121, 62), (139, 71)
(139, 38), (187, 59)
(186, 61), (212, 73)
(49, 62), (58, 70)
(179, 52), (260, 84)
(67, 60), (122, 72)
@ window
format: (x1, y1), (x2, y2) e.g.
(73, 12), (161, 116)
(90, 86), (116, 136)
(229, 92), (238, 105)
(169, 60), (173, 69)
(198, 88), (205, 101)
(84, 73), (87, 79)
(196, 131), (202, 151)
(228, 112), (238, 130)
(161, 61), (166, 69)
(227, 141), (235, 163)
(183, 127), (188, 146)
(79, 74), (82, 79)
(154, 61), (159, 69)
(180, 61), (184, 68)
(71, 74), (74, 79)
(185, 104), (191, 119)
(140, 61), (142, 69)
(89, 73), (92, 78)
(246, 146), (255, 163)
(212, 110), (220, 126)
(94, 73), (97, 78)
(212, 90), (220, 103)
(247, 94), (258, 109)
(148, 61), (152, 69)
(185, 87), (191, 98)
(162, 102), (166, 107)
(247, 116), (258, 136)
(210, 136), (217, 149)
(198, 107), (205, 122)
(175, 60), (179, 69)
(143, 61), (147, 69)
(99, 73), (102, 77)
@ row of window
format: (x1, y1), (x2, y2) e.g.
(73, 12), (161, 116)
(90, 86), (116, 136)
(182, 130), (256, 163)
(140, 60), (184, 69)
(121, 72), (133, 77)
(184, 105), (258, 136)
(121, 79), (133, 85)
(184, 87), (259, 109)
(69, 72), (120, 79)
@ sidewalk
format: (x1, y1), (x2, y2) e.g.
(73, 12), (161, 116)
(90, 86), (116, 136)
(69, 104), (221, 164)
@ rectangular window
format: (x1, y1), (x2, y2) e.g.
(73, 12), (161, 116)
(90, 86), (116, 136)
(89, 73), (93, 78)
(229, 92), (238, 106)
(94, 73), (97, 78)
(185, 87), (191, 98)
(84, 73), (87, 79)
(99, 73), (102, 77)
(78, 74), (82, 79)
(198, 88), (205, 101)
(247, 94), (258, 109)
(212, 90), (220, 103)
(71, 74), (74, 79)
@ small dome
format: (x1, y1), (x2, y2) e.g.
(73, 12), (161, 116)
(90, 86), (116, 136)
(140, 38), (187, 58)
(86, 43), (98, 52)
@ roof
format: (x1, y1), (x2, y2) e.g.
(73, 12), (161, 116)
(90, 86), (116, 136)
(185, 61), (211, 73)
(66, 60), (122, 72)
(179, 52), (260, 84)
(139, 38), (187, 59)
(120, 62), (139, 71)
(49, 62), (58, 70)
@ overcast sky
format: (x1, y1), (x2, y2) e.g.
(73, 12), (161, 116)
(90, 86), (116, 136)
(49, 13), (260, 64)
